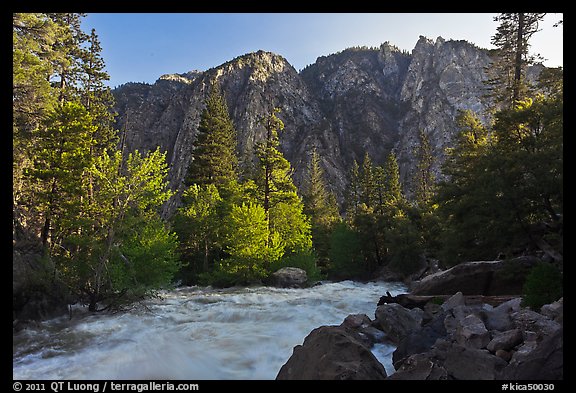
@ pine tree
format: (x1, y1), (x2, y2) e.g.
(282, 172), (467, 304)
(29, 102), (98, 251)
(302, 147), (340, 265)
(359, 152), (375, 210)
(254, 108), (298, 217)
(186, 84), (238, 188)
(382, 152), (403, 211)
(414, 129), (436, 208)
(13, 13), (62, 237)
(46, 13), (88, 103)
(253, 108), (311, 261)
(13, 13), (59, 134)
(487, 13), (546, 107)
(78, 28), (118, 154)
(344, 159), (361, 220)
(303, 147), (340, 226)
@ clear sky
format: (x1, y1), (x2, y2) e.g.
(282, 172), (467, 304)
(81, 13), (564, 88)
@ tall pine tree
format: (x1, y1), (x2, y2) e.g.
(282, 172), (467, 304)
(186, 83), (238, 188)
(414, 129), (436, 208)
(302, 147), (340, 266)
(487, 13), (546, 107)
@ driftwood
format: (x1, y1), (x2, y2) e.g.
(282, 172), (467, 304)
(378, 291), (520, 309)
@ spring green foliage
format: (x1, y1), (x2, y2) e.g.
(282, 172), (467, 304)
(221, 202), (283, 281)
(58, 148), (178, 310)
(177, 106), (313, 286)
(13, 13), (180, 311)
(172, 184), (223, 281)
(15, 13), (562, 301)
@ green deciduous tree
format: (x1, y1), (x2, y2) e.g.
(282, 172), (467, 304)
(173, 184), (223, 280)
(60, 147), (177, 311)
(220, 202), (284, 282)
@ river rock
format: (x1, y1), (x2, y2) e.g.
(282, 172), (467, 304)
(500, 328), (563, 380)
(275, 325), (387, 380)
(392, 309), (448, 368)
(540, 297), (563, 323)
(388, 353), (448, 380)
(480, 297), (521, 331)
(410, 256), (540, 296)
(443, 344), (508, 380)
(440, 291), (465, 312)
(270, 267), (307, 288)
(487, 329), (523, 352)
(511, 309), (562, 341)
(342, 314), (386, 345)
(454, 314), (490, 349)
(374, 303), (423, 344)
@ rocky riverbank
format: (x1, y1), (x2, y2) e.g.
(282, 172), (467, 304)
(276, 280), (563, 380)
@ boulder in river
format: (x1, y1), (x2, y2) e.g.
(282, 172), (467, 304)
(410, 256), (540, 296)
(276, 324), (387, 380)
(374, 303), (423, 344)
(270, 267), (307, 288)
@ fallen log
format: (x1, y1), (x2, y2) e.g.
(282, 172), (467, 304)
(378, 292), (520, 309)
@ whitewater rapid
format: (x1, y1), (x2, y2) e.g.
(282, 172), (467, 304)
(13, 280), (406, 380)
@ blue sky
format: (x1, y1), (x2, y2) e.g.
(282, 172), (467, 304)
(82, 13), (564, 88)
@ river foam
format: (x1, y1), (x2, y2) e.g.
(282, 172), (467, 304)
(13, 280), (406, 380)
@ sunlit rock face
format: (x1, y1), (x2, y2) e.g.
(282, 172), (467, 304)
(113, 36), (504, 215)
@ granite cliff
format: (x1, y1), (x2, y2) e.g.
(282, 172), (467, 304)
(112, 36), (496, 215)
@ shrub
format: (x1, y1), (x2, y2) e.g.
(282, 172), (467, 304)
(522, 262), (563, 310)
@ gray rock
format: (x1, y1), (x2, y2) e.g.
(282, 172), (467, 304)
(276, 325), (387, 380)
(511, 309), (562, 341)
(540, 298), (563, 323)
(374, 303), (423, 344)
(342, 313), (372, 329)
(487, 329), (523, 353)
(110, 36), (540, 214)
(341, 314), (384, 346)
(480, 298), (522, 332)
(393, 310), (448, 368)
(444, 344), (508, 380)
(455, 314), (490, 349)
(388, 353), (448, 380)
(500, 328), (563, 380)
(495, 349), (512, 362)
(270, 267), (307, 288)
(410, 257), (540, 296)
(441, 291), (465, 312)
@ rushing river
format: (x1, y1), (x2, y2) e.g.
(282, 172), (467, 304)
(13, 280), (407, 380)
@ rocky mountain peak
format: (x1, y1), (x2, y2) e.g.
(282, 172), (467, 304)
(112, 35), (538, 215)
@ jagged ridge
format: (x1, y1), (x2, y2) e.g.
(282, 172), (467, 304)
(112, 36), (496, 216)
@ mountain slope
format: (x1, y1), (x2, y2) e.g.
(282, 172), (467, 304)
(112, 36), (496, 215)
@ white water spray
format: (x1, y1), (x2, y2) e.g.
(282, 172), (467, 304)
(13, 280), (406, 380)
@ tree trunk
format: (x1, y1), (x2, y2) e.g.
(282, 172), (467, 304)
(513, 13), (525, 103)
